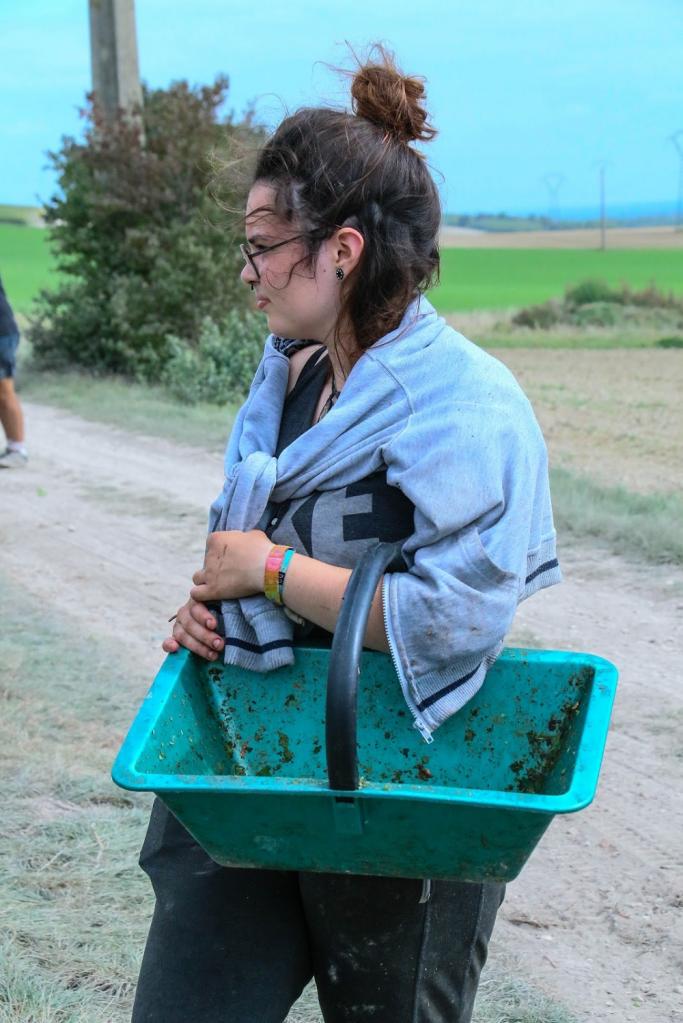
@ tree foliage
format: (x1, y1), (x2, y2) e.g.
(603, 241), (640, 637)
(30, 77), (262, 381)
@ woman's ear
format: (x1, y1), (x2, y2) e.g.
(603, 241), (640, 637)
(333, 226), (365, 276)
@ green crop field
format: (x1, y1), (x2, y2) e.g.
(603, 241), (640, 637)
(2, 224), (683, 316)
(429, 248), (683, 311)
(0, 225), (57, 314)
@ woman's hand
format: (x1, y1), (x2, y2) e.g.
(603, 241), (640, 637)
(190, 529), (272, 603)
(162, 598), (225, 661)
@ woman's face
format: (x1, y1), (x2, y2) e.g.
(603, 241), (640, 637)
(241, 182), (342, 342)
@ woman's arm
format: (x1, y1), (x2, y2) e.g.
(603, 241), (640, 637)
(164, 530), (389, 657)
(276, 551), (389, 652)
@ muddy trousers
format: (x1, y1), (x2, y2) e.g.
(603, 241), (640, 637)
(132, 800), (505, 1023)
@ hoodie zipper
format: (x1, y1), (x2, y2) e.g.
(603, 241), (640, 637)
(381, 577), (434, 744)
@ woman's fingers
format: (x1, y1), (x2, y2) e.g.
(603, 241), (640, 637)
(172, 617), (223, 660)
(161, 599), (225, 660)
(189, 583), (211, 603)
(192, 568), (206, 586)
(189, 600), (218, 631)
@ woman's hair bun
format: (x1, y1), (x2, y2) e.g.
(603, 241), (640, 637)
(350, 46), (437, 146)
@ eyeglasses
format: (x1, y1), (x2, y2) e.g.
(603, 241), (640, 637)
(240, 234), (306, 280)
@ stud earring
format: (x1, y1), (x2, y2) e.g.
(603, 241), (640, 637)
(335, 266), (345, 281)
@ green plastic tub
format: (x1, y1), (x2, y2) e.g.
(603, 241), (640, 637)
(112, 544), (618, 882)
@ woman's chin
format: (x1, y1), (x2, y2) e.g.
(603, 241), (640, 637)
(265, 312), (295, 338)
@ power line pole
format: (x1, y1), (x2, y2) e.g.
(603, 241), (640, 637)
(88, 0), (143, 123)
(542, 173), (564, 227)
(669, 131), (683, 232)
(595, 161), (608, 251)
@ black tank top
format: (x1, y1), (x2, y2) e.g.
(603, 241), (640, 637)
(269, 345), (414, 642)
(268, 346), (415, 558)
(276, 345), (332, 455)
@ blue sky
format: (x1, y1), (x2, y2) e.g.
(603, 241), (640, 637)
(1, 0), (682, 215)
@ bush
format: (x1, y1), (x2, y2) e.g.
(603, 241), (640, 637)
(510, 279), (683, 331)
(162, 311), (267, 404)
(568, 301), (619, 327)
(565, 279), (620, 306)
(511, 301), (561, 329)
(655, 336), (683, 348)
(29, 77), (262, 381)
(620, 283), (683, 310)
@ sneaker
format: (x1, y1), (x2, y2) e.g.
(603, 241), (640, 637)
(0, 448), (28, 468)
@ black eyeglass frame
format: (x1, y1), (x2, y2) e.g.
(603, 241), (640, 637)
(240, 234), (307, 280)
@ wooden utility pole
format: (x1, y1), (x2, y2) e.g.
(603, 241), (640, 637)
(88, 0), (143, 122)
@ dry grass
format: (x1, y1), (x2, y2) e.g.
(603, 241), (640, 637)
(0, 583), (153, 1022)
(491, 348), (683, 496)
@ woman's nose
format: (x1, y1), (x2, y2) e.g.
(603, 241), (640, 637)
(240, 261), (258, 287)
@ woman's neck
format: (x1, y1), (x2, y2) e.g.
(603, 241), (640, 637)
(321, 326), (359, 390)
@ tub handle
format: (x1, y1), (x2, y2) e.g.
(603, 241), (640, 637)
(326, 541), (405, 792)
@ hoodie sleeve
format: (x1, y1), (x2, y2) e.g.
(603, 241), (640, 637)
(381, 396), (560, 740)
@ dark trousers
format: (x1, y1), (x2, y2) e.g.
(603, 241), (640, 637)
(132, 799), (504, 1023)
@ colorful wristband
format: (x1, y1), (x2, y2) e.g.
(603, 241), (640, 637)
(264, 545), (294, 605)
(278, 547), (295, 604)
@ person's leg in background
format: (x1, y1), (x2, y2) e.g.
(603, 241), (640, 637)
(0, 332), (27, 468)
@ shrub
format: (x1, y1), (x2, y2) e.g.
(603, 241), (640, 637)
(29, 78), (262, 380)
(162, 310), (267, 405)
(620, 283), (683, 310)
(565, 279), (619, 306)
(655, 336), (683, 348)
(511, 302), (561, 329)
(568, 301), (618, 328)
(510, 279), (683, 331)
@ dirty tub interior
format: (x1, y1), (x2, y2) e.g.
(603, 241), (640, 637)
(113, 644), (617, 882)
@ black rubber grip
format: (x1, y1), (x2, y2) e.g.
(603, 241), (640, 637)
(325, 541), (405, 791)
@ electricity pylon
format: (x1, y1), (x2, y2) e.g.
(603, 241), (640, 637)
(543, 173), (564, 227)
(669, 131), (683, 232)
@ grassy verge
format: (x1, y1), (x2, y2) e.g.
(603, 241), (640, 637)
(474, 975), (578, 1023)
(475, 331), (673, 349)
(478, 333), (669, 350)
(0, 581), (152, 1022)
(550, 467), (683, 565)
(18, 369), (236, 453)
(0, 578), (576, 1023)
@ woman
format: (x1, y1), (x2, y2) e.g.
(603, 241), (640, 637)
(132, 48), (560, 1023)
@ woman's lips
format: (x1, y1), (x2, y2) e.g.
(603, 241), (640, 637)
(255, 297), (270, 310)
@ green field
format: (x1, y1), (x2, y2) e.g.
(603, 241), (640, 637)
(0, 224), (57, 313)
(2, 223), (683, 315)
(430, 247), (683, 311)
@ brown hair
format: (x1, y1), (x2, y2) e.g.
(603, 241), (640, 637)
(250, 45), (440, 356)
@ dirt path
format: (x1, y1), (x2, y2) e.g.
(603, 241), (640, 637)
(2, 402), (681, 1023)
